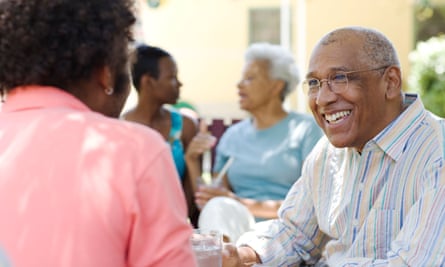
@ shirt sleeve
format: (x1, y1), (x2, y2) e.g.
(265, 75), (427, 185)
(237, 176), (326, 266)
(127, 145), (197, 267)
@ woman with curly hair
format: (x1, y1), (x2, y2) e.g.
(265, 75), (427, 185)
(0, 0), (197, 266)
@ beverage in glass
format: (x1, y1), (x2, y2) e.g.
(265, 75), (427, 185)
(191, 229), (222, 267)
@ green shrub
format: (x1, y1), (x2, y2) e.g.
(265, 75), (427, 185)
(408, 35), (445, 117)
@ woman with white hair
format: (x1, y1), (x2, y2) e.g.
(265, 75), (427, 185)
(185, 42), (323, 242)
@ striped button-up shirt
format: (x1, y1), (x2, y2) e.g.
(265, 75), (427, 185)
(238, 94), (445, 266)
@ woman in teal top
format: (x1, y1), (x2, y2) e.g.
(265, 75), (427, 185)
(122, 44), (200, 226)
(168, 107), (186, 177)
(186, 43), (323, 240)
(214, 111), (322, 202)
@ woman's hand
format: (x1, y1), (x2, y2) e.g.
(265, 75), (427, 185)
(184, 120), (217, 191)
(185, 120), (216, 162)
(195, 184), (236, 209)
(185, 132), (216, 160)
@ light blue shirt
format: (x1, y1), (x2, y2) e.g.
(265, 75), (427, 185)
(213, 112), (323, 203)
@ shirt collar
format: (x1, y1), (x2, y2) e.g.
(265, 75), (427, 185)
(369, 93), (426, 161)
(1, 85), (90, 113)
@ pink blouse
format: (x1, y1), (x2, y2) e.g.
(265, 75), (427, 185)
(0, 86), (196, 267)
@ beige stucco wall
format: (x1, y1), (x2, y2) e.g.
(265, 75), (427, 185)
(125, 0), (416, 120)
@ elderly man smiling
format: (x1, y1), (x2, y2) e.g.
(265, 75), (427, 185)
(222, 26), (445, 267)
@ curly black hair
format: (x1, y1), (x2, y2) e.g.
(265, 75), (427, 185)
(0, 0), (136, 93)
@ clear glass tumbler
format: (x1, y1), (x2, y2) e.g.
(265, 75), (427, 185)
(190, 229), (222, 267)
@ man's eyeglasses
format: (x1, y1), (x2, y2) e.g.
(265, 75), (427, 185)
(302, 66), (389, 98)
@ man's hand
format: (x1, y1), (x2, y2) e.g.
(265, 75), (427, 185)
(223, 243), (242, 267)
(222, 243), (260, 267)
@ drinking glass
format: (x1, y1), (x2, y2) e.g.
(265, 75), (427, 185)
(191, 229), (222, 267)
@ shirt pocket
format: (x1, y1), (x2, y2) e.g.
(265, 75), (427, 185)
(350, 208), (401, 259)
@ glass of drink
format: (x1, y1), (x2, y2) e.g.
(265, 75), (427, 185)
(191, 229), (222, 267)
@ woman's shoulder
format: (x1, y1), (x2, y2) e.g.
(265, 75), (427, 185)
(222, 118), (249, 135)
(119, 108), (149, 127)
(217, 118), (250, 145)
(180, 112), (198, 131)
(288, 111), (320, 127)
(122, 118), (164, 139)
(288, 111), (315, 121)
(180, 113), (199, 147)
(166, 106), (198, 133)
(96, 113), (167, 149)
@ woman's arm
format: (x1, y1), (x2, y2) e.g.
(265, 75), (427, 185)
(180, 115), (200, 226)
(184, 120), (216, 192)
(181, 115), (200, 191)
(195, 176), (283, 219)
(223, 171), (282, 219)
(237, 198), (282, 219)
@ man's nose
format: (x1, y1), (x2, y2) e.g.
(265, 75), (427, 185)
(315, 79), (336, 105)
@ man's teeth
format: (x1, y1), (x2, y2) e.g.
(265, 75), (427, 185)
(325, 111), (351, 123)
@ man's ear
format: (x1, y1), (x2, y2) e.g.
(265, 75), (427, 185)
(384, 66), (402, 100)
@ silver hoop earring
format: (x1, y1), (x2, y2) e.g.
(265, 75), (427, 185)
(104, 88), (114, 95)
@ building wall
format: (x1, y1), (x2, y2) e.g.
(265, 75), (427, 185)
(126, 0), (415, 120)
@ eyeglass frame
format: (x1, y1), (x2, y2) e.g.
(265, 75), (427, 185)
(302, 65), (390, 98)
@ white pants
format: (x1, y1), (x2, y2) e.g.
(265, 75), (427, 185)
(198, 196), (255, 243)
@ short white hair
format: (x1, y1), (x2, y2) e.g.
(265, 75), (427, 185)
(244, 42), (299, 99)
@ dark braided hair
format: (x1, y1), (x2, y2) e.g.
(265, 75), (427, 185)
(0, 0), (136, 93)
